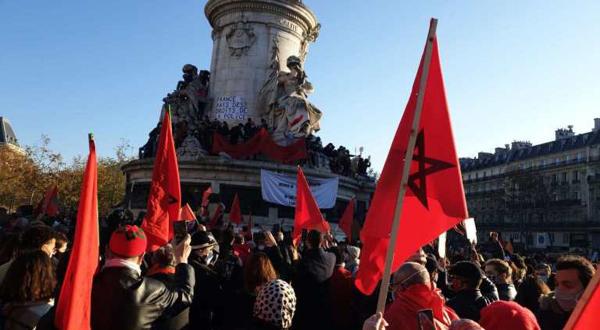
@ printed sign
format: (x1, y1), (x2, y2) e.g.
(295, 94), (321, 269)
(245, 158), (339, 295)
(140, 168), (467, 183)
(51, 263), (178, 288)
(214, 96), (248, 121)
(260, 169), (339, 209)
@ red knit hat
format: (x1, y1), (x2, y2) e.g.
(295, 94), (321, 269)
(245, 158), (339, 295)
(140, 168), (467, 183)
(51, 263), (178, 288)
(109, 225), (147, 257)
(479, 301), (541, 330)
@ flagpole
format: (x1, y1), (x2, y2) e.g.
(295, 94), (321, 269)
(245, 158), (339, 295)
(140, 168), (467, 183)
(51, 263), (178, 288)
(564, 265), (600, 329)
(375, 18), (438, 314)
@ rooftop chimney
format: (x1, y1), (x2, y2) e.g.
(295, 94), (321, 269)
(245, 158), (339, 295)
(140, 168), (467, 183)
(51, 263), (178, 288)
(555, 126), (575, 140)
(594, 118), (600, 132)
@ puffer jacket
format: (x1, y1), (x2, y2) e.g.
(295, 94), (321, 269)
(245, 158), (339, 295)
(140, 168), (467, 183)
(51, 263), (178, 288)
(91, 264), (194, 330)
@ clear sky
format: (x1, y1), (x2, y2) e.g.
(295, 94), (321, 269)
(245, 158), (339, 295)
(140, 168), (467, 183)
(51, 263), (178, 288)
(1, 0), (599, 171)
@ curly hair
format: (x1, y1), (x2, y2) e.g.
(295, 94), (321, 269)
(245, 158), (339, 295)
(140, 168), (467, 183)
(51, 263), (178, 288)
(0, 251), (56, 303)
(244, 252), (277, 294)
(556, 255), (595, 287)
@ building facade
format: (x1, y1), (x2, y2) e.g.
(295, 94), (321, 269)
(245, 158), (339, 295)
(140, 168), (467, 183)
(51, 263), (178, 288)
(460, 119), (600, 252)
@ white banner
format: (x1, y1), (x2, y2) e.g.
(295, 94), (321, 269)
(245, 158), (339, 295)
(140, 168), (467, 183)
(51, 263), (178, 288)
(464, 218), (477, 244)
(260, 169), (339, 209)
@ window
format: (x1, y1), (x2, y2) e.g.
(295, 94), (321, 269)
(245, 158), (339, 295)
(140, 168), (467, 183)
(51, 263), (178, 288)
(483, 171), (487, 178)
(573, 171), (580, 182)
(561, 172), (567, 183)
(573, 191), (580, 200)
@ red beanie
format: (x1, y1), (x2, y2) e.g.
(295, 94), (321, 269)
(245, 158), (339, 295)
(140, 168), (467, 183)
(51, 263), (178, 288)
(479, 301), (541, 330)
(109, 225), (147, 257)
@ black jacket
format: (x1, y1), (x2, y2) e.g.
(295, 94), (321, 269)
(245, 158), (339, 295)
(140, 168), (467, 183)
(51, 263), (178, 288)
(292, 248), (335, 330)
(479, 276), (500, 302)
(91, 264), (194, 330)
(446, 289), (490, 322)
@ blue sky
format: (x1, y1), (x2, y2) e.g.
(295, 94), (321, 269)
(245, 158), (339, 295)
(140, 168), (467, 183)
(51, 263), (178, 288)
(1, 1), (599, 171)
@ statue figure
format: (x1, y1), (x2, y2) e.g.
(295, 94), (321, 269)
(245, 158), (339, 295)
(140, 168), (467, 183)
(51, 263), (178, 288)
(258, 44), (322, 145)
(163, 64), (210, 132)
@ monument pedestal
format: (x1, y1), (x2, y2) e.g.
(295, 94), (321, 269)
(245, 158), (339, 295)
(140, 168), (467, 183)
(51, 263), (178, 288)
(123, 157), (374, 230)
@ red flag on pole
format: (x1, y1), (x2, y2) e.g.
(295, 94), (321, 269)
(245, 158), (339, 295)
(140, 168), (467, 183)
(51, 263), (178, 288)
(202, 187), (213, 207)
(209, 203), (224, 229)
(355, 20), (468, 295)
(179, 203), (197, 221)
(35, 185), (59, 217)
(141, 109), (181, 252)
(564, 267), (600, 330)
(339, 198), (355, 242)
(229, 193), (242, 225)
(292, 166), (330, 245)
(55, 134), (99, 330)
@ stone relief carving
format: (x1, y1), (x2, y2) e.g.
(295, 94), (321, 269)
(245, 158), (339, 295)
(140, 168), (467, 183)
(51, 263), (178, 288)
(258, 39), (322, 145)
(226, 20), (256, 57)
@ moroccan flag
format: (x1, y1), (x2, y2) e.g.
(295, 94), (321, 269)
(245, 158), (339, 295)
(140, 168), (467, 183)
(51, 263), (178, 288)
(35, 185), (59, 217)
(55, 135), (99, 330)
(354, 22), (468, 294)
(564, 267), (600, 329)
(142, 109), (181, 252)
(179, 204), (197, 221)
(229, 193), (242, 225)
(202, 187), (213, 207)
(339, 198), (355, 242)
(209, 203), (224, 229)
(292, 166), (330, 245)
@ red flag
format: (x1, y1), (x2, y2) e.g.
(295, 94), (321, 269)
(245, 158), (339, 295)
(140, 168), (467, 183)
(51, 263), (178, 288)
(179, 204), (196, 221)
(354, 23), (468, 295)
(55, 135), (99, 330)
(202, 187), (213, 207)
(141, 109), (181, 252)
(35, 185), (59, 217)
(339, 198), (355, 242)
(292, 167), (330, 245)
(229, 193), (242, 225)
(565, 267), (600, 329)
(209, 203), (224, 229)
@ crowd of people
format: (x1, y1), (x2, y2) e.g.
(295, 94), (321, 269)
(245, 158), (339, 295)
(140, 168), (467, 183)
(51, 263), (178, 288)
(139, 116), (373, 180)
(0, 207), (596, 330)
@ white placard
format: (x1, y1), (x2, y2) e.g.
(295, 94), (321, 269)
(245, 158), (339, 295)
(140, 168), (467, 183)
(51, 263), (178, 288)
(260, 169), (339, 209)
(464, 218), (477, 244)
(214, 96), (248, 121)
(438, 232), (447, 259)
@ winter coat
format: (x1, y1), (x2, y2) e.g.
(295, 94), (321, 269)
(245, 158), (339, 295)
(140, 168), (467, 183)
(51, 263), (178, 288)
(3, 301), (53, 330)
(147, 269), (190, 330)
(292, 248), (335, 330)
(446, 289), (491, 322)
(91, 264), (194, 330)
(384, 284), (459, 330)
(329, 266), (355, 330)
(536, 292), (571, 330)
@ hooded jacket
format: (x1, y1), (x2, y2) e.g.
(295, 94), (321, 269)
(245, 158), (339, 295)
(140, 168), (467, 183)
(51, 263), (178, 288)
(384, 284), (458, 330)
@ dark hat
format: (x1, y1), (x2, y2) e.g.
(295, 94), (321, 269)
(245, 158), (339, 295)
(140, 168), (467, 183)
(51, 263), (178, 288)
(109, 225), (147, 257)
(425, 256), (443, 273)
(190, 231), (217, 250)
(449, 261), (483, 281)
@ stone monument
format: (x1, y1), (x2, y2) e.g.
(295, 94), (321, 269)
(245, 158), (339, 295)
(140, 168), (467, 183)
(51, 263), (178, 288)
(124, 0), (374, 230)
(205, 0), (322, 142)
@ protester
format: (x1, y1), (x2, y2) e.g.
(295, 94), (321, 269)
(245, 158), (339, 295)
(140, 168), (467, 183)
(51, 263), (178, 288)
(479, 301), (541, 330)
(534, 262), (555, 290)
(514, 275), (550, 314)
(448, 319), (485, 330)
(536, 255), (595, 330)
(292, 230), (335, 330)
(345, 245), (361, 276)
(253, 279), (296, 330)
(328, 247), (355, 330)
(0, 251), (56, 330)
(484, 258), (517, 301)
(91, 225), (194, 330)
(383, 262), (458, 330)
(446, 261), (491, 321)
(0, 226), (56, 285)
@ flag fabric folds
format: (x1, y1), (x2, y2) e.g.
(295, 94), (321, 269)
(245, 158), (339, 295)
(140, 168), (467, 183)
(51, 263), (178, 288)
(292, 166), (330, 245)
(35, 185), (59, 217)
(55, 135), (99, 330)
(229, 193), (242, 225)
(339, 198), (355, 242)
(179, 204), (197, 221)
(354, 26), (468, 295)
(209, 203), (224, 229)
(141, 109), (181, 252)
(202, 187), (213, 207)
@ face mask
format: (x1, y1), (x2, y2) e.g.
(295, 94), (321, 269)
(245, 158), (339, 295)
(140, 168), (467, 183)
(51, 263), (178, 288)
(554, 288), (582, 311)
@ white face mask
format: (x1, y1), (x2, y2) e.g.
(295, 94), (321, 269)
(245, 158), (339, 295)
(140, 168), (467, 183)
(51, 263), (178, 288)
(554, 288), (582, 312)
